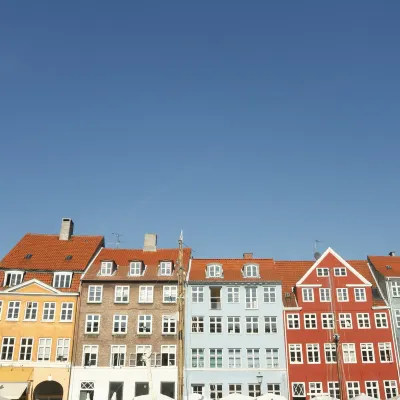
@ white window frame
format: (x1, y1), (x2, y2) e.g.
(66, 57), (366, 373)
(100, 261), (113, 276)
(365, 381), (379, 399)
(37, 338), (52, 361)
(245, 264), (259, 278)
(328, 382), (340, 399)
(357, 313), (371, 329)
(227, 316), (241, 334)
(82, 345), (98, 367)
(159, 261), (173, 276)
(342, 343), (357, 364)
(129, 261), (143, 276)
(265, 348), (279, 368)
(316, 268), (329, 277)
(162, 315), (176, 335)
(354, 287), (366, 302)
(60, 302), (74, 322)
(287, 314), (300, 329)
(246, 348), (260, 368)
(334, 267), (347, 276)
(289, 344), (303, 364)
(395, 309), (400, 328)
(391, 282), (400, 297)
(360, 343), (375, 363)
(228, 348), (241, 368)
(267, 384), (281, 395)
(229, 384), (242, 394)
(248, 384), (261, 398)
(379, 342), (393, 363)
(114, 286), (129, 303)
(264, 287), (276, 303)
(163, 285), (177, 303)
(85, 314), (101, 334)
(6, 301), (20, 321)
(375, 312), (388, 328)
(309, 382), (323, 399)
(191, 348), (205, 368)
(337, 288), (349, 302)
(319, 288), (331, 302)
(138, 315), (152, 334)
(302, 288), (314, 302)
(384, 381), (398, 399)
(339, 313), (353, 329)
(209, 348), (223, 368)
(245, 316), (259, 334)
(87, 285), (103, 303)
(346, 382), (360, 399)
(192, 286), (204, 303)
(324, 343), (336, 364)
(245, 287), (258, 309)
(210, 384), (223, 399)
(24, 301), (38, 321)
(110, 344), (126, 367)
(4, 271), (23, 287)
(42, 302), (56, 321)
(139, 286), (154, 303)
(1, 337), (15, 361)
(207, 264), (222, 278)
(227, 287), (240, 303)
(321, 313), (334, 329)
(306, 343), (320, 364)
(304, 313), (317, 329)
(264, 316), (278, 333)
(209, 316), (223, 334)
(56, 338), (70, 362)
(19, 337), (34, 361)
(161, 345), (176, 366)
(113, 314), (128, 334)
(53, 272), (72, 288)
(292, 383), (305, 398)
(191, 316), (204, 333)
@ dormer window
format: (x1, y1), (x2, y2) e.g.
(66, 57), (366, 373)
(244, 264), (259, 278)
(207, 264), (222, 278)
(160, 261), (173, 276)
(53, 272), (72, 288)
(100, 261), (114, 276)
(129, 261), (144, 276)
(4, 271), (24, 287)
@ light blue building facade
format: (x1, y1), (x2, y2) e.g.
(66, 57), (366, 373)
(184, 256), (288, 399)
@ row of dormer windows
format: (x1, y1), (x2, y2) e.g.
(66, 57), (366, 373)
(3, 271), (73, 289)
(99, 261), (173, 277)
(206, 264), (260, 279)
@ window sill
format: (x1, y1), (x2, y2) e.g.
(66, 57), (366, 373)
(87, 301), (102, 304)
(85, 332), (100, 336)
(162, 333), (177, 336)
(112, 333), (127, 336)
(137, 333), (152, 336)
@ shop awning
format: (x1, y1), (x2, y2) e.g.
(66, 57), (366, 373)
(0, 382), (28, 399)
(0, 368), (33, 399)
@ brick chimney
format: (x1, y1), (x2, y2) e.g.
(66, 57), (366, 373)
(143, 233), (157, 252)
(243, 253), (253, 259)
(59, 218), (74, 241)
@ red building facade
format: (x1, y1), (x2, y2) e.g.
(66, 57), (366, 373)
(277, 248), (400, 400)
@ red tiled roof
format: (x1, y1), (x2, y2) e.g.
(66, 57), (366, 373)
(83, 247), (192, 281)
(189, 258), (278, 282)
(0, 233), (104, 272)
(368, 255), (400, 277)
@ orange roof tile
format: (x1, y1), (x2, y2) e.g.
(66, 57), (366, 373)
(0, 233), (104, 272)
(83, 247), (192, 281)
(188, 258), (278, 282)
(368, 255), (400, 277)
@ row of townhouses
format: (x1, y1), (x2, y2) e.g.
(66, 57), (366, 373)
(0, 219), (400, 400)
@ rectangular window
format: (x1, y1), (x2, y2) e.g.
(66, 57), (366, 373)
(328, 382), (340, 399)
(209, 316), (222, 333)
(88, 285), (103, 303)
(1, 337), (15, 360)
(229, 384), (242, 394)
(53, 272), (72, 288)
(85, 314), (100, 334)
(384, 381), (398, 399)
(365, 381), (379, 399)
(266, 348), (279, 368)
(228, 348), (241, 368)
(319, 288), (331, 302)
(56, 338), (70, 362)
(160, 261), (172, 276)
(19, 338), (33, 361)
(209, 348), (223, 368)
(245, 287), (258, 309)
(395, 310), (400, 328)
(113, 315), (128, 334)
(114, 286), (129, 303)
(321, 313), (334, 329)
(304, 314), (317, 329)
(135, 345), (152, 366)
(161, 345), (176, 366)
(324, 343), (337, 363)
(264, 316), (277, 333)
(191, 348), (205, 368)
(227, 316), (241, 333)
(209, 384), (223, 400)
(138, 315), (152, 334)
(37, 338), (52, 361)
(287, 314), (300, 329)
(227, 287), (239, 303)
(110, 345), (126, 367)
(109, 382), (123, 400)
(302, 288), (314, 302)
(245, 264), (259, 277)
(100, 261), (113, 276)
(292, 383), (305, 399)
(339, 313), (352, 329)
(83, 345), (98, 366)
(334, 267), (347, 276)
(375, 312), (388, 328)
(379, 342), (393, 362)
(267, 384), (281, 395)
(7, 301), (20, 320)
(139, 286), (154, 303)
(130, 261), (143, 276)
(4, 271), (23, 287)
(192, 386), (203, 395)
(354, 288), (366, 302)
(391, 282), (400, 297)
(210, 287), (221, 309)
(357, 313), (371, 329)
(60, 302), (73, 321)
(248, 384), (261, 398)
(307, 344), (320, 363)
(162, 315), (176, 334)
(42, 302), (56, 321)
(317, 268), (329, 276)
(192, 286), (204, 303)
(246, 316), (259, 333)
(163, 286), (177, 303)
(207, 265), (222, 278)
(191, 316), (204, 333)
(264, 287), (276, 303)
(309, 382), (323, 398)
(360, 343), (375, 363)
(337, 288), (349, 302)
(24, 302), (38, 321)
(247, 348), (260, 368)
(347, 382), (360, 399)
(289, 344), (303, 364)
(343, 343), (357, 363)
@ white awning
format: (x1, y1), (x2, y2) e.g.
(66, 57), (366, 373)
(0, 382), (28, 400)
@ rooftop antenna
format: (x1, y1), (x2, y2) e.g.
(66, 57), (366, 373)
(112, 233), (123, 248)
(314, 239), (322, 260)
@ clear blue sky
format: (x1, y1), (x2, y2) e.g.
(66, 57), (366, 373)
(1, 1), (400, 260)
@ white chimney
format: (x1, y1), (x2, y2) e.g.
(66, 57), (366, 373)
(143, 233), (157, 252)
(59, 218), (74, 241)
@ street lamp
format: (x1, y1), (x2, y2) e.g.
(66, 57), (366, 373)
(256, 373), (263, 396)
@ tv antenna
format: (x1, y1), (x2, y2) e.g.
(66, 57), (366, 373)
(112, 233), (123, 248)
(314, 239), (322, 260)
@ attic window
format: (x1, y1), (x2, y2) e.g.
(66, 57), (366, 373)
(207, 264), (222, 278)
(244, 264), (259, 278)
(100, 261), (114, 276)
(65, 255), (73, 261)
(24, 254), (32, 260)
(53, 272), (72, 288)
(386, 265), (392, 270)
(4, 271), (24, 287)
(129, 261), (144, 276)
(159, 261), (172, 276)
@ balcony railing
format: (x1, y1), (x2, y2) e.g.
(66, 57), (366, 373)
(210, 297), (221, 310)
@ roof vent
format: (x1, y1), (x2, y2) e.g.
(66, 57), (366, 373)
(24, 253), (32, 260)
(65, 255), (73, 261)
(386, 265), (392, 270)
(243, 253), (253, 259)
(59, 218), (74, 241)
(389, 251), (396, 257)
(284, 292), (291, 298)
(143, 233), (157, 252)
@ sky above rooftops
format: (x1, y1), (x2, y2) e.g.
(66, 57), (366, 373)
(1, 1), (400, 260)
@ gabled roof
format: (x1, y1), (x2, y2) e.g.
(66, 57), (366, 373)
(368, 255), (400, 277)
(83, 247), (192, 282)
(0, 233), (104, 272)
(188, 258), (278, 282)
